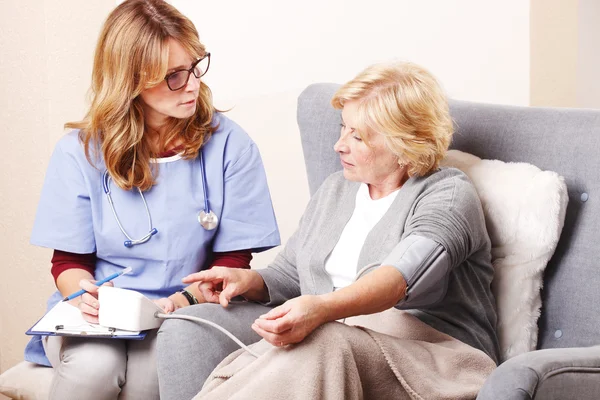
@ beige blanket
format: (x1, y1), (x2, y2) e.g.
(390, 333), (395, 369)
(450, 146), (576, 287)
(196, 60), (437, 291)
(195, 309), (496, 400)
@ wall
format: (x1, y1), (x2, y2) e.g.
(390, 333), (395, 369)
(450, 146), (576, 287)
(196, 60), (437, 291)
(530, 0), (579, 107)
(172, 0), (531, 270)
(530, 0), (600, 109)
(0, 0), (115, 373)
(0, 0), (531, 372)
(577, 0), (600, 109)
(174, 0), (531, 105)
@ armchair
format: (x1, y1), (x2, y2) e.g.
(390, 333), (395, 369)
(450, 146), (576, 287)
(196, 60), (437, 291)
(297, 83), (600, 400)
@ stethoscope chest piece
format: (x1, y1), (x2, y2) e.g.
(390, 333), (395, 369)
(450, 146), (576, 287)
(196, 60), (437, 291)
(103, 149), (218, 247)
(198, 210), (219, 230)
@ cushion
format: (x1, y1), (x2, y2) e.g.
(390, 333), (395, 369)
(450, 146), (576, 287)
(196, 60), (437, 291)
(441, 150), (568, 362)
(0, 362), (52, 400)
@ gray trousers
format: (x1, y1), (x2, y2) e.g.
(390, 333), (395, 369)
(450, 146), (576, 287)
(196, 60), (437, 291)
(156, 302), (272, 400)
(43, 329), (159, 400)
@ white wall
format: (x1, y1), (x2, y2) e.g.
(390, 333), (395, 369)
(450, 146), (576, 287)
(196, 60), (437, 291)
(530, 0), (578, 107)
(174, 0), (530, 105)
(578, 0), (600, 109)
(530, 0), (600, 109)
(0, 0), (115, 373)
(171, 0), (531, 267)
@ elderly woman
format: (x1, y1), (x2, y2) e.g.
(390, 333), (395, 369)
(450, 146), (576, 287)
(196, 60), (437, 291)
(157, 62), (499, 399)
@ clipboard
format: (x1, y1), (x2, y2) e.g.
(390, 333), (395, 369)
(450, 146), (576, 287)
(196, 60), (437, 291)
(26, 300), (148, 340)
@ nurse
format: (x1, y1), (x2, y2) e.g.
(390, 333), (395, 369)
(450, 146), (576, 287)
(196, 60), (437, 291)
(24, 0), (280, 399)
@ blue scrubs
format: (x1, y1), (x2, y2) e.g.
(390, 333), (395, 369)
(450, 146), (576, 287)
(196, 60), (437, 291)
(25, 113), (280, 365)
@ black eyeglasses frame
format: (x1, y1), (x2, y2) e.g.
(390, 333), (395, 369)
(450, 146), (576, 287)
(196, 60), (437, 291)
(164, 52), (211, 91)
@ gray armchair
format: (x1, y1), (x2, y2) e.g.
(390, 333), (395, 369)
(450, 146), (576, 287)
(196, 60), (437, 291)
(297, 83), (600, 400)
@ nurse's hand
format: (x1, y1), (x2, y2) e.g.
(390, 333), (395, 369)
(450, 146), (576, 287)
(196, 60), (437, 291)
(72, 279), (114, 324)
(183, 267), (268, 307)
(154, 297), (177, 313)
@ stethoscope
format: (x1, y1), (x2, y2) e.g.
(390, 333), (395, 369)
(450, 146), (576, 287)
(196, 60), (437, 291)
(102, 151), (219, 248)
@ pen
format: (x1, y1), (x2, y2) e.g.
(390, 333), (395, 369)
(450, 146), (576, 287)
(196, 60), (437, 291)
(62, 267), (133, 302)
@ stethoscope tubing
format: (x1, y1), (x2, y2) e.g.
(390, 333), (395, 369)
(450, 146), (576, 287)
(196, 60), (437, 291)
(200, 152), (211, 214)
(102, 150), (214, 247)
(103, 171), (158, 247)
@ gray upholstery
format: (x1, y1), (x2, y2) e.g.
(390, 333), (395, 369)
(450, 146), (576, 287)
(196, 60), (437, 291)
(297, 83), (600, 398)
(478, 347), (600, 400)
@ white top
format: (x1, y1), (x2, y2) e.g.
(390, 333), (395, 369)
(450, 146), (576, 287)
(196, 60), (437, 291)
(151, 153), (183, 163)
(325, 183), (399, 289)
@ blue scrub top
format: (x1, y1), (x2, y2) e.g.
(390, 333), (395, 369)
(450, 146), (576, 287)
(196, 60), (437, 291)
(25, 113), (280, 365)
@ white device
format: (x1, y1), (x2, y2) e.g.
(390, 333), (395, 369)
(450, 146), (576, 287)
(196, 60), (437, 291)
(97, 286), (260, 357)
(98, 286), (164, 331)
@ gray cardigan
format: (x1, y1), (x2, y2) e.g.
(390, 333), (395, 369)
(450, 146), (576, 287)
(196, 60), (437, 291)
(258, 168), (500, 363)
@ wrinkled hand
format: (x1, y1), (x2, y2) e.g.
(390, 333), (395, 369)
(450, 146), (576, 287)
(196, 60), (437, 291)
(252, 295), (328, 347)
(68, 279), (114, 324)
(182, 267), (256, 307)
(195, 280), (223, 304)
(153, 297), (176, 313)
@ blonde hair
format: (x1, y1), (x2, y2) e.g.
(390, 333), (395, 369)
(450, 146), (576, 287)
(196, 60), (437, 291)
(331, 62), (453, 177)
(65, 0), (217, 191)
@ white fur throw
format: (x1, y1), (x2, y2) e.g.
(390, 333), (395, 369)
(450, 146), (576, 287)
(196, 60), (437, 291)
(441, 150), (568, 362)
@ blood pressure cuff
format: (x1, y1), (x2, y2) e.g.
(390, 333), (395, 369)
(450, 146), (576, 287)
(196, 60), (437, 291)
(380, 234), (451, 309)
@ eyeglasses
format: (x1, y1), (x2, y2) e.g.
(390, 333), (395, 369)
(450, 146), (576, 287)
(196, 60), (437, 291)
(164, 53), (211, 91)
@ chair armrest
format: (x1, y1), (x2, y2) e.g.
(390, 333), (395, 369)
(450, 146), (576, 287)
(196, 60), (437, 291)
(477, 346), (600, 400)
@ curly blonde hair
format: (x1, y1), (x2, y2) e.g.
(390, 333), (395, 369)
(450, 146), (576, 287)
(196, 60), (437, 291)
(65, 0), (217, 191)
(331, 62), (453, 177)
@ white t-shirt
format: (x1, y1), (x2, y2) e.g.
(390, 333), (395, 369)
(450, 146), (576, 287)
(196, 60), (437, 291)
(325, 183), (399, 289)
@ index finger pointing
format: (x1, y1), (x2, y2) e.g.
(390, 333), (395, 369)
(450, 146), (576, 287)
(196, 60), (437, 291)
(182, 269), (223, 284)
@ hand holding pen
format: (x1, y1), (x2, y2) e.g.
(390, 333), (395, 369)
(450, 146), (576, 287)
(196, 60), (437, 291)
(63, 267), (132, 324)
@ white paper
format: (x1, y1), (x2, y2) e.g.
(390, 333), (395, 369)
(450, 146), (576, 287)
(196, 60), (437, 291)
(30, 301), (141, 336)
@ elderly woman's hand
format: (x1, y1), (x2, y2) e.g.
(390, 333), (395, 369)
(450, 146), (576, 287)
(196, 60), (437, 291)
(182, 267), (269, 306)
(252, 295), (329, 347)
